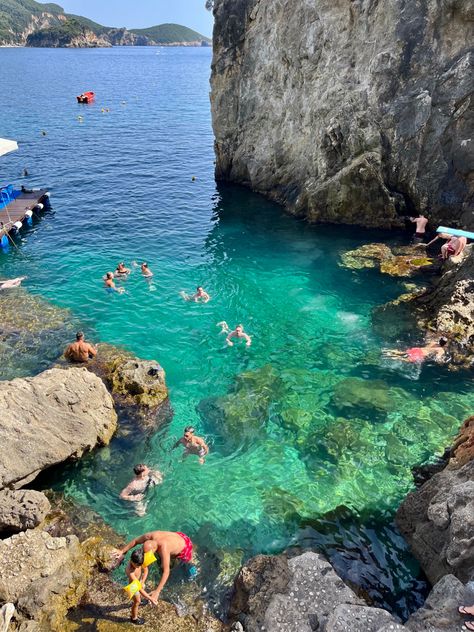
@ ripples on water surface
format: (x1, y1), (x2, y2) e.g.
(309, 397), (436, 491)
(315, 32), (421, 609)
(1, 47), (472, 619)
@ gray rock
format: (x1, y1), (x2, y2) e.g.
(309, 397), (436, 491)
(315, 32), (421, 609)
(326, 604), (399, 632)
(0, 367), (117, 489)
(0, 490), (51, 535)
(396, 459), (474, 584)
(210, 0), (473, 227)
(406, 574), (465, 632)
(230, 552), (365, 632)
(0, 604), (15, 632)
(0, 529), (87, 623)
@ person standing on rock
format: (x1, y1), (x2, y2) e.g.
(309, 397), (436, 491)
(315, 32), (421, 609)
(120, 464), (163, 516)
(124, 548), (158, 626)
(111, 530), (195, 603)
(409, 213), (428, 242)
(64, 331), (97, 363)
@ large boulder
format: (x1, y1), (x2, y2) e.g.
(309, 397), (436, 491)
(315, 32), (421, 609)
(0, 490), (50, 536)
(229, 552), (376, 632)
(0, 367), (117, 489)
(405, 574), (466, 632)
(396, 455), (474, 584)
(0, 529), (90, 631)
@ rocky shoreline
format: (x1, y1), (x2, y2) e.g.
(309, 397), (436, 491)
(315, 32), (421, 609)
(0, 245), (473, 630)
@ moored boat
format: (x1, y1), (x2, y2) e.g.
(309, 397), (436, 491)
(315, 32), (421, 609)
(77, 91), (95, 104)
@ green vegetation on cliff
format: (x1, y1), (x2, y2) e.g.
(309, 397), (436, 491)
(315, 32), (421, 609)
(26, 18), (86, 47)
(130, 23), (210, 44)
(0, 0), (62, 43)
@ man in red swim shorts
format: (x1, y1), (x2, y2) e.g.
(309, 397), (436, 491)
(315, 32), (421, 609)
(112, 530), (194, 603)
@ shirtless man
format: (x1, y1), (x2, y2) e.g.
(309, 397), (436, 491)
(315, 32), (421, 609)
(383, 337), (447, 364)
(225, 324), (252, 347)
(180, 286), (210, 303)
(104, 272), (125, 293)
(0, 276), (26, 290)
(173, 426), (209, 464)
(112, 529), (195, 602)
(141, 262), (153, 278)
(120, 464), (163, 516)
(64, 331), (97, 363)
(409, 213), (428, 242)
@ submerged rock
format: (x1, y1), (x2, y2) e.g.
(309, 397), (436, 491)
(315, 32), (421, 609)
(0, 490), (50, 536)
(340, 243), (393, 270)
(340, 243), (434, 277)
(331, 377), (395, 417)
(0, 367), (117, 489)
(0, 289), (76, 380)
(211, 0), (473, 226)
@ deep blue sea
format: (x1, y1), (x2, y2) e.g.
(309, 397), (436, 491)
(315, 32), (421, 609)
(1, 46), (471, 619)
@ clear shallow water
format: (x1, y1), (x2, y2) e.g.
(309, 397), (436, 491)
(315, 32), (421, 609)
(1, 47), (472, 619)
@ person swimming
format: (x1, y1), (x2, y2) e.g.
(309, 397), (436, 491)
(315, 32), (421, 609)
(104, 272), (125, 294)
(180, 286), (210, 303)
(218, 322), (252, 347)
(141, 262), (153, 278)
(173, 426), (209, 465)
(115, 262), (131, 276)
(383, 337), (448, 364)
(120, 464), (163, 517)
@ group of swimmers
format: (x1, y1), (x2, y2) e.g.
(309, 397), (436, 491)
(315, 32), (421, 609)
(104, 262), (153, 293)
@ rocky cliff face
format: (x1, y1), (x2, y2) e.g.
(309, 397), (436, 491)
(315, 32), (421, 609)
(210, 0), (474, 228)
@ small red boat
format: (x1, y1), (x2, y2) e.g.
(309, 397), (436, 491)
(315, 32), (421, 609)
(77, 91), (95, 104)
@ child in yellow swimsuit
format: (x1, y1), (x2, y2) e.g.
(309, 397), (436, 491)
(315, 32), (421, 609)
(125, 549), (157, 626)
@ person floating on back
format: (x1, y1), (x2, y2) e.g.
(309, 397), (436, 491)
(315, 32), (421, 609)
(0, 276), (26, 290)
(382, 337), (447, 364)
(173, 426), (209, 464)
(111, 529), (196, 605)
(120, 464), (163, 516)
(124, 548), (158, 626)
(409, 213), (428, 242)
(64, 331), (97, 363)
(104, 271), (125, 293)
(180, 286), (210, 303)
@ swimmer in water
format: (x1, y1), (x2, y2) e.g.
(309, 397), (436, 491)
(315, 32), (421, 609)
(180, 286), (210, 303)
(115, 262), (131, 276)
(383, 337), (447, 364)
(104, 272), (125, 293)
(120, 464), (163, 517)
(173, 426), (209, 465)
(220, 323), (252, 347)
(141, 262), (153, 278)
(0, 276), (26, 290)
(64, 331), (97, 363)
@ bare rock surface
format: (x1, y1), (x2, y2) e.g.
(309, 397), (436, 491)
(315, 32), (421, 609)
(396, 456), (474, 584)
(230, 552), (366, 632)
(0, 529), (88, 629)
(405, 574), (466, 632)
(0, 367), (117, 489)
(0, 490), (50, 536)
(326, 604), (398, 632)
(211, 0), (474, 227)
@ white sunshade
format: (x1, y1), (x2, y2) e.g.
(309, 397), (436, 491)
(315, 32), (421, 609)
(0, 138), (18, 157)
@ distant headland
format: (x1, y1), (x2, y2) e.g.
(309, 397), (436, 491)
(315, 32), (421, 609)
(0, 0), (211, 48)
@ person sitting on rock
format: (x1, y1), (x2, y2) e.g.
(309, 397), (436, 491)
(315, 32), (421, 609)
(382, 337), (447, 364)
(125, 548), (158, 626)
(173, 426), (209, 464)
(458, 604), (474, 630)
(111, 530), (195, 603)
(64, 331), (97, 363)
(409, 213), (428, 242)
(423, 233), (467, 259)
(120, 464), (163, 516)
(180, 286), (210, 302)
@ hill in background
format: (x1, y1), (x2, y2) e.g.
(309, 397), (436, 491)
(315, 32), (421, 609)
(0, 0), (211, 47)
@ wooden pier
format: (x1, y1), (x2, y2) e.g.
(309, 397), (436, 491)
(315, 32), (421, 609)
(0, 189), (49, 238)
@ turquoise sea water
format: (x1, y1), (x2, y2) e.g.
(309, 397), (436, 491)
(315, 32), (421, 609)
(1, 47), (472, 618)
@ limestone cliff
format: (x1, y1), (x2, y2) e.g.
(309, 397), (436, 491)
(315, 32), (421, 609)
(210, 0), (474, 228)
